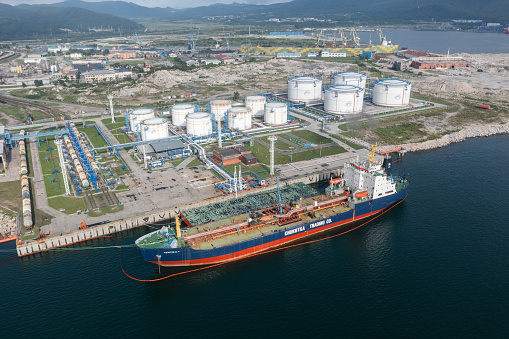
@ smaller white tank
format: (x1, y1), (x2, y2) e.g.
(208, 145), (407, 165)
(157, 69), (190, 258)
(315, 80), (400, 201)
(210, 99), (232, 121)
(227, 107), (252, 131)
(171, 103), (195, 127)
(129, 108), (155, 133)
(372, 79), (412, 107)
(186, 113), (213, 137)
(333, 72), (367, 89)
(245, 95), (266, 118)
(140, 117), (169, 141)
(323, 85), (365, 114)
(264, 103), (288, 125)
(287, 76), (323, 103)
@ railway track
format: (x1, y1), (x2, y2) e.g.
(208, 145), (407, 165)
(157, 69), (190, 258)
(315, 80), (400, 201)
(0, 95), (62, 120)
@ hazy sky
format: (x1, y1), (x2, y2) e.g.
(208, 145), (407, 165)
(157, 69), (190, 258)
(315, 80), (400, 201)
(1, 0), (287, 9)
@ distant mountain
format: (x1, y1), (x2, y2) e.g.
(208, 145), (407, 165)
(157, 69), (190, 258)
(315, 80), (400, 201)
(41, 0), (509, 23)
(51, 0), (175, 19)
(0, 4), (143, 40)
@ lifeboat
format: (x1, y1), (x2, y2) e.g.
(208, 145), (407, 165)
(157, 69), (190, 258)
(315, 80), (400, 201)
(355, 191), (368, 199)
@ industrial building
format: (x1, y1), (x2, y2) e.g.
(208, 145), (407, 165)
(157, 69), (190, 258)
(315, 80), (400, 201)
(211, 146), (256, 166)
(136, 139), (187, 159)
(410, 58), (472, 69)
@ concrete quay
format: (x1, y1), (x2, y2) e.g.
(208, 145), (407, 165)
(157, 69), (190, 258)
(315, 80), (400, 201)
(16, 167), (343, 257)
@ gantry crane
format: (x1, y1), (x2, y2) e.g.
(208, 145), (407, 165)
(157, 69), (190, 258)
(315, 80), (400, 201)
(350, 28), (360, 48)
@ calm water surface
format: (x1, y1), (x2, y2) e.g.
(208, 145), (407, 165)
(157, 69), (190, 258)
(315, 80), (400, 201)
(358, 29), (509, 53)
(1, 135), (509, 338)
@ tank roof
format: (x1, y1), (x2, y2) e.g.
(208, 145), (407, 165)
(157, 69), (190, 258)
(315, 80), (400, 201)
(265, 102), (287, 107)
(374, 78), (411, 86)
(187, 112), (210, 119)
(131, 108), (154, 114)
(229, 106), (251, 113)
(333, 71), (366, 78)
(245, 95), (266, 101)
(142, 117), (167, 125)
(210, 99), (232, 105)
(173, 103), (194, 108)
(324, 85), (364, 93)
(287, 76), (322, 83)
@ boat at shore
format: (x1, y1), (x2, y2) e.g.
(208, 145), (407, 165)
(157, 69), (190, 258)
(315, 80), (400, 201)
(135, 147), (408, 267)
(0, 235), (17, 244)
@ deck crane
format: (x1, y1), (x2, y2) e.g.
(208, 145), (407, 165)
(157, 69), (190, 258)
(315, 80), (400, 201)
(377, 28), (390, 46)
(350, 28), (360, 48)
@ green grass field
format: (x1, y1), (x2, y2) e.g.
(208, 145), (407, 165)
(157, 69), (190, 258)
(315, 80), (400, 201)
(244, 141), (347, 165)
(289, 130), (332, 144)
(260, 135), (295, 150)
(186, 157), (203, 168)
(331, 134), (365, 150)
(48, 196), (87, 214)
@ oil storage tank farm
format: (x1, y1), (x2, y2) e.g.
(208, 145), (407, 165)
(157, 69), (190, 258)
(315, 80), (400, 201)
(245, 95), (266, 118)
(186, 113), (213, 137)
(323, 85), (365, 114)
(227, 107), (252, 131)
(140, 117), (170, 141)
(128, 108), (156, 132)
(372, 79), (412, 107)
(287, 76), (323, 103)
(265, 102), (288, 125)
(171, 103), (196, 127)
(210, 99), (232, 121)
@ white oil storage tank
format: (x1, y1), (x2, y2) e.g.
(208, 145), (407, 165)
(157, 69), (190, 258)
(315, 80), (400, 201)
(140, 117), (169, 141)
(128, 108), (155, 133)
(333, 72), (367, 89)
(287, 76), (322, 103)
(227, 107), (252, 131)
(264, 102), (288, 125)
(171, 103), (195, 127)
(372, 79), (412, 107)
(210, 99), (232, 121)
(186, 113), (213, 137)
(323, 85), (365, 114)
(245, 96), (266, 118)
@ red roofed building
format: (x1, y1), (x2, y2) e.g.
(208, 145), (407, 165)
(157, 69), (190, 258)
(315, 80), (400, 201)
(216, 54), (235, 64)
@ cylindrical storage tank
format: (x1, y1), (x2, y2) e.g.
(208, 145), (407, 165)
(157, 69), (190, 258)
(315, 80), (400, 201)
(186, 113), (213, 137)
(90, 161), (99, 172)
(140, 117), (169, 141)
(245, 95), (266, 118)
(264, 102), (288, 125)
(287, 76), (322, 103)
(227, 107), (252, 131)
(323, 85), (365, 114)
(333, 72), (367, 89)
(128, 108), (156, 132)
(19, 155), (27, 175)
(210, 99), (232, 121)
(171, 103), (195, 127)
(22, 199), (31, 213)
(372, 79), (412, 107)
(23, 212), (33, 228)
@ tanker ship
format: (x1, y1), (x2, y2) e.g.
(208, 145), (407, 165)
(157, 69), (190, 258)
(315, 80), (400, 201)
(135, 148), (408, 267)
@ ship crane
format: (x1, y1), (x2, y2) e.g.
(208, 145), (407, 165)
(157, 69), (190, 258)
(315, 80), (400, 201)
(377, 28), (390, 47)
(223, 29), (230, 50)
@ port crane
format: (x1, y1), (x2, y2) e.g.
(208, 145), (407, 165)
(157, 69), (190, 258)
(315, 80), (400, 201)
(350, 28), (360, 48)
(188, 28), (200, 50)
(134, 32), (142, 48)
(223, 29), (230, 50)
(334, 27), (347, 47)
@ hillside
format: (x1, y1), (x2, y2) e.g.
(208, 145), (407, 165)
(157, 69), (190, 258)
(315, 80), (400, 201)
(50, 0), (509, 23)
(0, 4), (143, 40)
(51, 0), (175, 19)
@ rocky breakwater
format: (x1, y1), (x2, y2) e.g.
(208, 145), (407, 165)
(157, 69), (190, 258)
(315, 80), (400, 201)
(401, 124), (509, 152)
